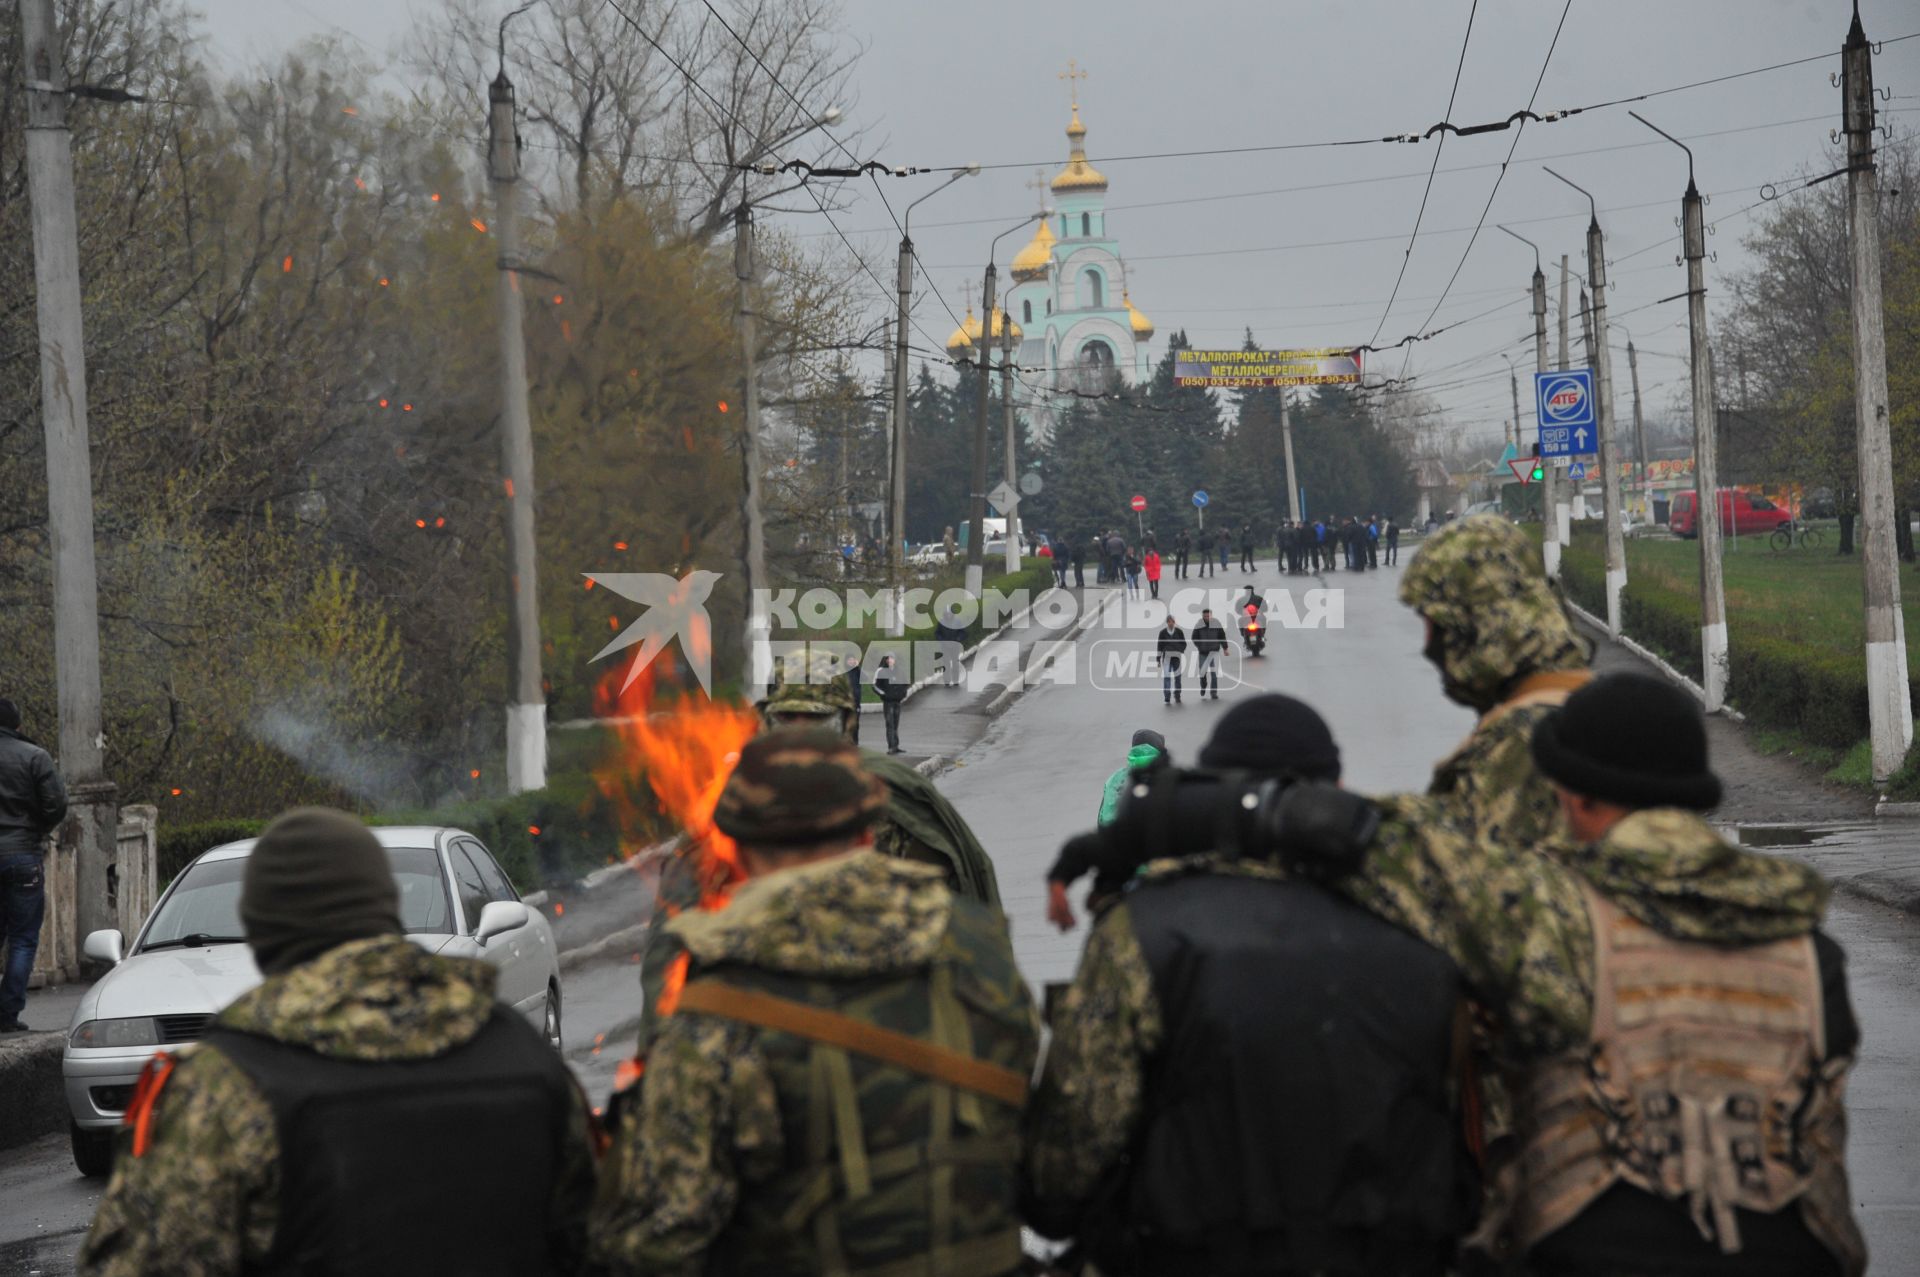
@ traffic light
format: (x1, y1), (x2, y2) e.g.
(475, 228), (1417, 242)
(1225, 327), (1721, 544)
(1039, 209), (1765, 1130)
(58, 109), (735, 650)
(1529, 443), (1544, 483)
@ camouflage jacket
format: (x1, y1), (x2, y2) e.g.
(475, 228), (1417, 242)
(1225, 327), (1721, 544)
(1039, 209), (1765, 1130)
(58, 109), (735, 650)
(78, 935), (597, 1277)
(1397, 514), (1591, 846)
(1337, 800), (1831, 1065)
(590, 850), (1039, 1277)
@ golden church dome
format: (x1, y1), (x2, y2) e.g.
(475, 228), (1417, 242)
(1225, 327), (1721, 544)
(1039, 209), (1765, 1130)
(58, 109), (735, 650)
(1011, 218), (1056, 281)
(946, 306), (1022, 359)
(1125, 291), (1154, 341)
(1050, 105), (1108, 194)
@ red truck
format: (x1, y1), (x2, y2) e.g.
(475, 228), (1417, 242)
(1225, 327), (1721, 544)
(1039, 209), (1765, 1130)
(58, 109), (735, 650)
(1668, 489), (1793, 538)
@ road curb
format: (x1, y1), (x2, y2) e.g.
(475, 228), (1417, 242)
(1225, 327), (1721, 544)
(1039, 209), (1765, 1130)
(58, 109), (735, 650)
(0, 1032), (63, 1152)
(1568, 605), (1747, 723)
(985, 595), (1105, 718)
(871, 583), (1067, 712)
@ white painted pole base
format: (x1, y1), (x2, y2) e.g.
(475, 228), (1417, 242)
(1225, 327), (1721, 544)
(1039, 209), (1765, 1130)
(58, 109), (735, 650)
(1700, 621), (1729, 714)
(1605, 567), (1626, 638)
(883, 587), (905, 638)
(1542, 538), (1562, 579)
(1556, 502), (1571, 547)
(506, 701), (548, 794)
(1866, 636), (1914, 783)
(965, 563), (984, 598)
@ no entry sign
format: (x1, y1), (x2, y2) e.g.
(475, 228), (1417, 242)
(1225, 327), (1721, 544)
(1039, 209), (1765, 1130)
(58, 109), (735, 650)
(1130, 494), (1147, 512)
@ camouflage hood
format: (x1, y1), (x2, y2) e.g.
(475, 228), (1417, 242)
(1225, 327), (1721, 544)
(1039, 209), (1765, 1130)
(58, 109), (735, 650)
(216, 934), (498, 1062)
(669, 849), (953, 978)
(1398, 515), (1587, 711)
(1563, 809), (1829, 944)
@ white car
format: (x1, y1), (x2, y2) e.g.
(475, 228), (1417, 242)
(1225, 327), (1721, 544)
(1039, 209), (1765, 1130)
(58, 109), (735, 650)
(62, 826), (561, 1176)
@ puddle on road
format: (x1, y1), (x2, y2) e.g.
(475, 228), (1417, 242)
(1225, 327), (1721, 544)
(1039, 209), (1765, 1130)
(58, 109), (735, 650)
(1715, 822), (1878, 850)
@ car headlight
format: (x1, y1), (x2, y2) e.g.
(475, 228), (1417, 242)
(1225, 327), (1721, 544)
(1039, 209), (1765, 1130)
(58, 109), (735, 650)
(70, 1018), (160, 1049)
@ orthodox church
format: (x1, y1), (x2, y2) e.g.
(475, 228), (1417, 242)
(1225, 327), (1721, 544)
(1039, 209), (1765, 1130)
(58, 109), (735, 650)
(946, 74), (1153, 439)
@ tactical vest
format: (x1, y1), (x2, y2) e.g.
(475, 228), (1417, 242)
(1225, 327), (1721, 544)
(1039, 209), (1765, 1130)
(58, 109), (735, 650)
(1105, 871), (1476, 1277)
(1510, 885), (1865, 1275)
(203, 1008), (577, 1277)
(683, 898), (1032, 1277)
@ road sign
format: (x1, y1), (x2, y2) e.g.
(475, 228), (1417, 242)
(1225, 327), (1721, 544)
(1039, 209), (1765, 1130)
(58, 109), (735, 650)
(1507, 458), (1536, 484)
(1192, 489), (1209, 508)
(1131, 494), (1148, 512)
(1018, 471), (1044, 496)
(987, 479), (1017, 516)
(1534, 367), (1597, 458)
(1567, 460), (1588, 481)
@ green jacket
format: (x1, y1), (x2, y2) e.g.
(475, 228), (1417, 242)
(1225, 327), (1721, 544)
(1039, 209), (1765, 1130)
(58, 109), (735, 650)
(1096, 744), (1164, 827)
(79, 936), (596, 1277)
(591, 851), (1039, 1277)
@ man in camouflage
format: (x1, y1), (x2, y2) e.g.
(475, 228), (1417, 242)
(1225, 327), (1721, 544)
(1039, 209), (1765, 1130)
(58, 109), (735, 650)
(590, 729), (1039, 1276)
(78, 808), (596, 1277)
(1273, 674), (1866, 1275)
(1399, 513), (1591, 848)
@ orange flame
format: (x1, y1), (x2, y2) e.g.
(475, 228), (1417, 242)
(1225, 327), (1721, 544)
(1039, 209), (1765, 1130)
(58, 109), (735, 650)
(592, 650), (760, 914)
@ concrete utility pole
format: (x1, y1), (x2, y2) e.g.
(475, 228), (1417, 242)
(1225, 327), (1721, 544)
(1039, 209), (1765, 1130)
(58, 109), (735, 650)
(488, 68), (546, 792)
(1504, 354), (1524, 455)
(1552, 255), (1573, 559)
(1633, 112), (1729, 710)
(1000, 319), (1020, 577)
(1528, 259), (1553, 575)
(891, 166), (978, 632)
(23, 0), (117, 942)
(1628, 339), (1648, 517)
(734, 204), (771, 693)
(965, 264), (998, 598)
(1550, 164), (1628, 636)
(1280, 388), (1301, 523)
(1842, 8), (1912, 781)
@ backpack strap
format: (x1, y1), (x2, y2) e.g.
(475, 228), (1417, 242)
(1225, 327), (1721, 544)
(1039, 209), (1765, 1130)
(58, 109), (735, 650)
(124, 1051), (179, 1158)
(675, 981), (1028, 1107)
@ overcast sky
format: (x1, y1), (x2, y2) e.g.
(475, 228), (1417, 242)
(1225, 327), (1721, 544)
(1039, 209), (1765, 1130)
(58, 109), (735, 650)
(188, 0), (1920, 446)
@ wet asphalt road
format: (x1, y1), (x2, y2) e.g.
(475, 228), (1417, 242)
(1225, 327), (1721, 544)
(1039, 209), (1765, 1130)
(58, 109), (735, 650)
(5, 560), (1918, 1272)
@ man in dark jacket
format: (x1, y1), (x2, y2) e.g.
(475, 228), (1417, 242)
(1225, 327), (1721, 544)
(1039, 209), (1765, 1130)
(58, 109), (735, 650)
(1197, 528), (1214, 579)
(1191, 608), (1228, 701)
(1238, 524), (1255, 572)
(1023, 697), (1477, 1276)
(1172, 529), (1191, 580)
(80, 808), (596, 1273)
(873, 653), (908, 753)
(1070, 535), (1087, 588)
(0, 698), (67, 1032)
(1156, 616), (1188, 705)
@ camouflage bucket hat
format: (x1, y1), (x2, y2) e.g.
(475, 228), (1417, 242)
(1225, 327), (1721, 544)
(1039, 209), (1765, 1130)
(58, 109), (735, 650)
(756, 659), (859, 718)
(713, 726), (888, 848)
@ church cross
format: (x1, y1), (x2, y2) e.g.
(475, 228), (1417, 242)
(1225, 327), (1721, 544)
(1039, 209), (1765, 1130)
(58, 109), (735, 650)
(1059, 59), (1087, 108)
(1026, 169), (1050, 216)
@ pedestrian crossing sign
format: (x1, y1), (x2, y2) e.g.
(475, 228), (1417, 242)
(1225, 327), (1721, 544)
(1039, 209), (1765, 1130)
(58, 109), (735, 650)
(1567, 460), (1588, 480)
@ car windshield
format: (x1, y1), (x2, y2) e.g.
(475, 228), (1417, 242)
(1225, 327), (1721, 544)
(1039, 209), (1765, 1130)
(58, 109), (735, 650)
(140, 846), (453, 951)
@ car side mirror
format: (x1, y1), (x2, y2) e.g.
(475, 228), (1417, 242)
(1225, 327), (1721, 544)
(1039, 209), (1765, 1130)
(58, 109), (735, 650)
(83, 929), (125, 966)
(474, 901), (529, 946)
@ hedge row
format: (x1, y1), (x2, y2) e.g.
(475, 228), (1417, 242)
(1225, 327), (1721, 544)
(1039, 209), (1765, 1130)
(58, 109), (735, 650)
(1556, 532), (1871, 749)
(156, 769), (630, 893)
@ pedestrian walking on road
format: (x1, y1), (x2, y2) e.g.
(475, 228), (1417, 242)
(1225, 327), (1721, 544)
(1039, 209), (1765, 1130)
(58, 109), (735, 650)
(1026, 697), (1476, 1277)
(1048, 538), (1068, 587)
(1314, 518), (1330, 572)
(1172, 529), (1191, 579)
(1143, 547), (1162, 599)
(1123, 550), (1143, 599)
(591, 729), (1037, 1277)
(1216, 527), (1230, 572)
(873, 653), (907, 754)
(1384, 516), (1400, 565)
(1197, 528), (1214, 578)
(844, 653), (863, 745)
(934, 604), (968, 687)
(79, 808), (596, 1276)
(1366, 515), (1381, 569)
(1155, 615), (1188, 705)
(1238, 523), (1255, 572)
(1105, 531), (1126, 585)
(0, 698), (65, 1032)
(1190, 608), (1228, 700)
(1070, 535), (1086, 588)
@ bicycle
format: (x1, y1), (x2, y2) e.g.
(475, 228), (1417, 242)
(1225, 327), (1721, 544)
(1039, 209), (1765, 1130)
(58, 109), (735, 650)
(1769, 521), (1823, 552)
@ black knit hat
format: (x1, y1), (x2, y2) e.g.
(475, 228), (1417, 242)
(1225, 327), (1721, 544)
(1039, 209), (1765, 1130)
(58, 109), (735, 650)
(1530, 673), (1722, 810)
(1198, 694), (1341, 781)
(0, 699), (18, 731)
(241, 808), (404, 977)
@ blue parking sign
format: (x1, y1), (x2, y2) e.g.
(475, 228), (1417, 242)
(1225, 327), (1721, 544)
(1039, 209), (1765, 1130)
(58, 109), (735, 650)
(1534, 367), (1596, 457)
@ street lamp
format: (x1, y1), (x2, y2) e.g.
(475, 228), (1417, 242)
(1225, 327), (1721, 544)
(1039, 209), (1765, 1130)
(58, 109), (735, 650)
(1000, 206), (1053, 577)
(1500, 352), (1522, 454)
(1501, 223), (1561, 575)
(967, 212), (1050, 596)
(888, 164), (979, 633)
